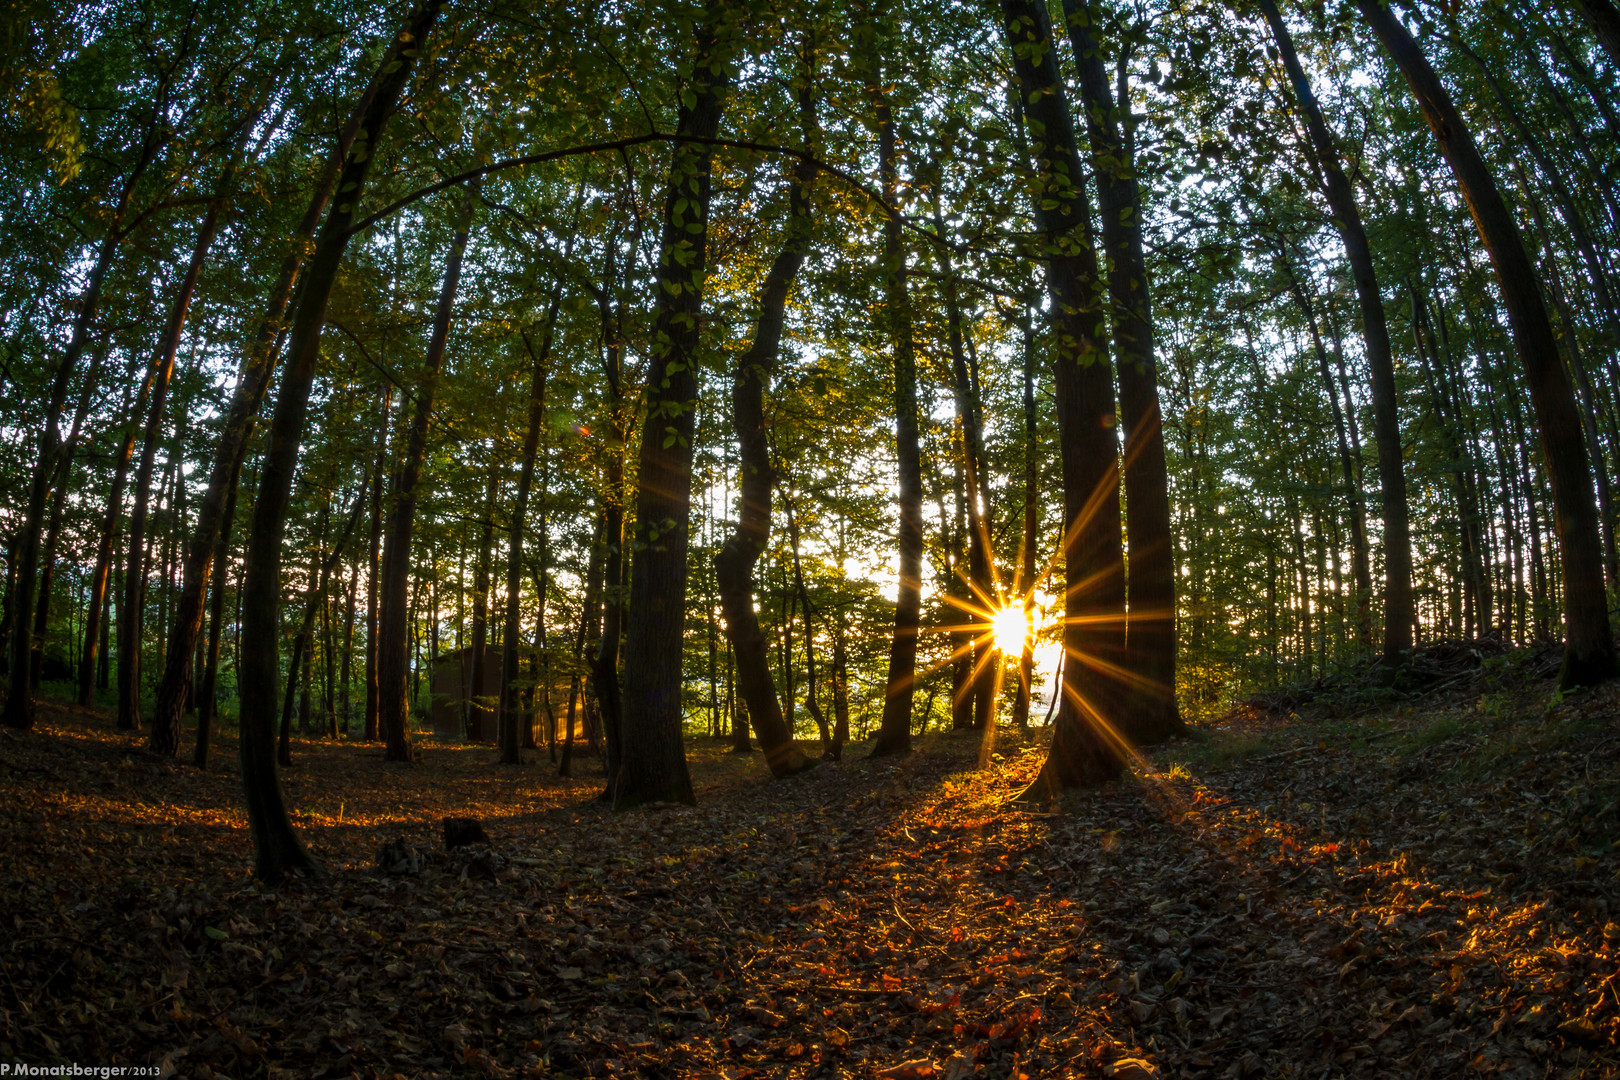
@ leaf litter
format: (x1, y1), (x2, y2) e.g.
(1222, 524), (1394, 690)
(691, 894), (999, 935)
(1, 683), (1617, 1079)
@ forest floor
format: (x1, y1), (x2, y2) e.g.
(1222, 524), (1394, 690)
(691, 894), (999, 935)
(3, 653), (1620, 1080)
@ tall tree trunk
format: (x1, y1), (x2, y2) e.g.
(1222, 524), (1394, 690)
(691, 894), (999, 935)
(119, 204), (220, 734)
(1004, 0), (1128, 795)
(1412, 287), (1493, 631)
(933, 211), (998, 733)
(587, 234), (632, 786)
(278, 485), (364, 765)
(1011, 307), (1040, 729)
(1282, 260), (1374, 647)
(867, 21), (924, 759)
(133, 206), (222, 746)
(149, 82), (375, 753)
(363, 387), (390, 741)
(1062, 0), (1182, 741)
(32, 343), (108, 690)
(79, 365), (157, 706)
(1261, 0), (1414, 666)
(2, 105), (162, 729)
(1355, 0), (1616, 687)
(1323, 301), (1375, 643)
(193, 455), (241, 768)
(525, 494), (549, 753)
(467, 460), (498, 743)
(563, 514), (606, 777)
(498, 306), (558, 766)
(340, 548), (357, 733)
(613, 7), (736, 809)
(378, 187), (474, 763)
(715, 50), (817, 778)
(784, 490), (831, 755)
(237, 1), (443, 881)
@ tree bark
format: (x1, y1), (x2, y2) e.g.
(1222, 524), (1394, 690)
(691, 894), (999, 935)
(1061, 0), (1182, 742)
(377, 186), (474, 763)
(867, 22), (924, 759)
(1004, 0), (1128, 795)
(715, 55), (818, 778)
(32, 343), (107, 690)
(1354, 0), (1616, 687)
(1261, 0), (1414, 666)
(149, 79), (376, 753)
(119, 203), (220, 734)
(2, 104), (162, 729)
(363, 388), (390, 741)
(613, 7), (736, 809)
(237, 0), (443, 881)
(498, 308), (558, 765)
(193, 454), (241, 768)
(467, 460), (499, 743)
(1011, 307), (1039, 729)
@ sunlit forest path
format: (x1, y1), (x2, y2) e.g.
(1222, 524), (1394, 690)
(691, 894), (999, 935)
(5, 658), (1619, 1080)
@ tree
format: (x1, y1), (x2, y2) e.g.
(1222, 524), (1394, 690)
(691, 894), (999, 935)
(866, 9), (925, 760)
(714, 35), (819, 780)
(236, 0), (444, 881)
(1062, 0), (1182, 741)
(1003, 0), (1129, 794)
(1256, 0), (1414, 667)
(613, 2), (739, 809)
(1353, 0), (1616, 688)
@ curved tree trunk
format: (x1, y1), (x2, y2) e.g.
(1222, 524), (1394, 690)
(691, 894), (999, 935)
(237, 1), (443, 881)
(149, 81), (374, 753)
(1062, 0), (1182, 742)
(1261, 0), (1415, 666)
(714, 53), (817, 779)
(1003, 0), (1128, 796)
(1354, 0), (1616, 687)
(613, 7), (736, 809)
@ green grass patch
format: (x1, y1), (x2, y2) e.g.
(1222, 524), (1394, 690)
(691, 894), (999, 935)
(1157, 730), (1274, 774)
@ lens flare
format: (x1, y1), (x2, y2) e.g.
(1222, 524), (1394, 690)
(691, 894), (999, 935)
(990, 605), (1027, 655)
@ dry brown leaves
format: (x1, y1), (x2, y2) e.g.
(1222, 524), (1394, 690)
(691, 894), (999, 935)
(1, 691), (1618, 1080)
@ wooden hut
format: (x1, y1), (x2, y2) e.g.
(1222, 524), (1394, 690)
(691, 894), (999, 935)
(430, 645), (503, 741)
(429, 644), (586, 746)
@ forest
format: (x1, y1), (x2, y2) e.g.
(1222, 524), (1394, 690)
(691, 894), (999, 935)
(3, 0), (1620, 1074)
